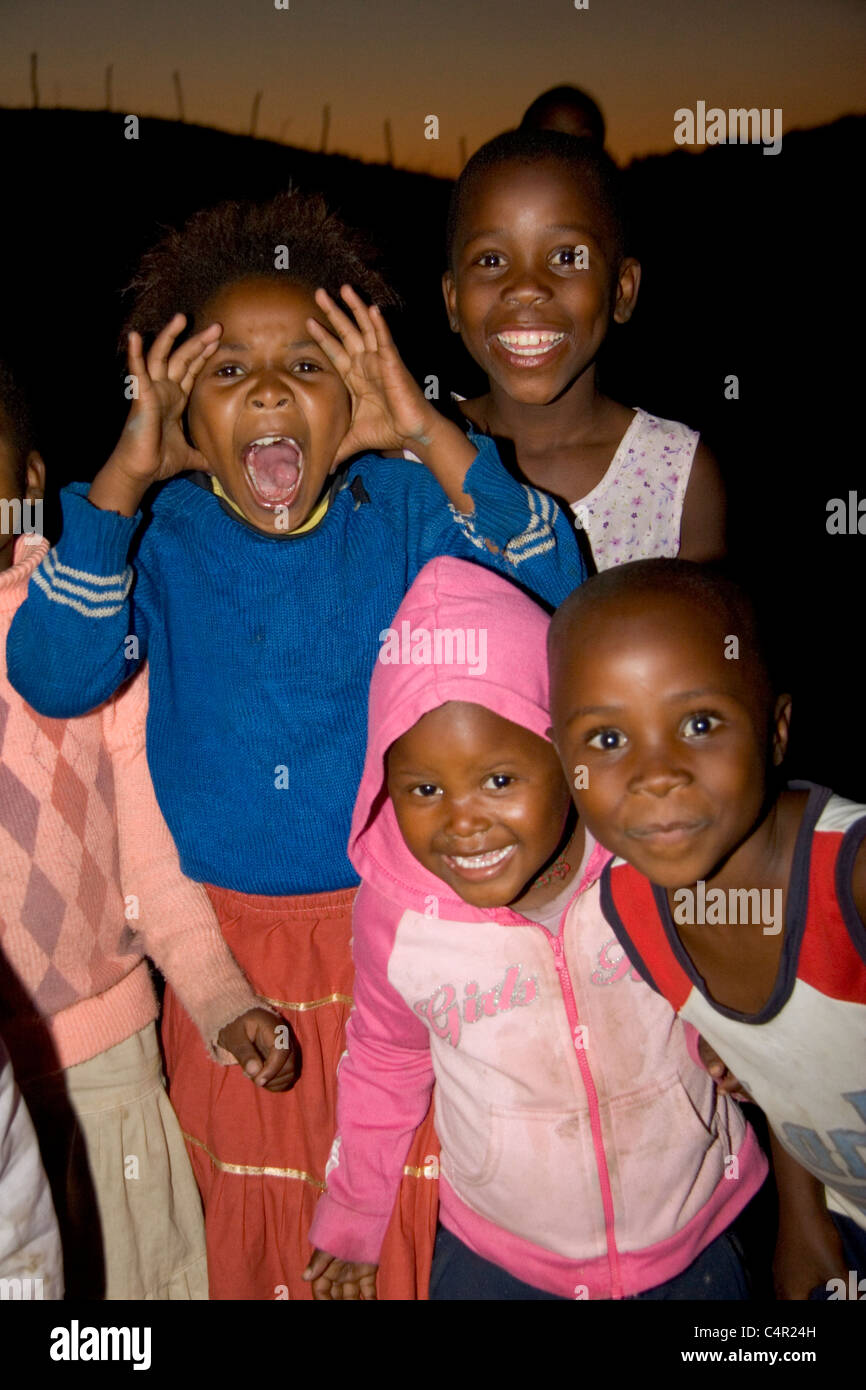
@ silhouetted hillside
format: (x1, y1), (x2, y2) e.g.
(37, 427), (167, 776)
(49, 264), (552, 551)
(1, 108), (862, 792)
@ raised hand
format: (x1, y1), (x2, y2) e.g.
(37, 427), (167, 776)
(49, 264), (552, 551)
(119, 314), (222, 483)
(217, 1007), (300, 1093)
(307, 286), (434, 468)
(303, 1248), (378, 1301)
(90, 314), (222, 516)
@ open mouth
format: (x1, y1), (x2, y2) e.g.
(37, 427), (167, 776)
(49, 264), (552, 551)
(241, 436), (303, 509)
(494, 330), (566, 366)
(442, 844), (517, 879)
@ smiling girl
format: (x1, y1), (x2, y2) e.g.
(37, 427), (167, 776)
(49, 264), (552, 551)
(305, 555), (764, 1300)
(443, 128), (726, 568)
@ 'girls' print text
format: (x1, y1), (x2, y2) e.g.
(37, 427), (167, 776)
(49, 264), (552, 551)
(413, 964), (537, 1048)
(591, 937), (643, 987)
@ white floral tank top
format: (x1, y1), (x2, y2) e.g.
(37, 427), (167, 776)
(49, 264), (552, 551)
(570, 407), (697, 571)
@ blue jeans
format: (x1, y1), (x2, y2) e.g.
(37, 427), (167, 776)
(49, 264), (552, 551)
(429, 1223), (749, 1301)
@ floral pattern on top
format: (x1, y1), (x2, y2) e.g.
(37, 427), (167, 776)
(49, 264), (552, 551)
(570, 408), (698, 571)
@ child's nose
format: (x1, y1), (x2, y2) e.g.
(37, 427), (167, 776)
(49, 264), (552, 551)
(445, 799), (489, 837)
(502, 269), (551, 307)
(628, 754), (691, 797)
(249, 372), (294, 409)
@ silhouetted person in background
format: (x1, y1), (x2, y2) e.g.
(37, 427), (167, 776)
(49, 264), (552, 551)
(520, 84), (606, 145)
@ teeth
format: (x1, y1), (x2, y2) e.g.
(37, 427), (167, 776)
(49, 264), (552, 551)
(249, 435), (293, 447)
(497, 331), (565, 355)
(450, 845), (514, 869)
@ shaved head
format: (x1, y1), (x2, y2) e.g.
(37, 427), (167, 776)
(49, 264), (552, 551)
(549, 559), (775, 712)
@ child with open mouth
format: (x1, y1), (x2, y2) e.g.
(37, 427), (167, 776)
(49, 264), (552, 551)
(7, 189), (585, 1299)
(305, 555), (765, 1300)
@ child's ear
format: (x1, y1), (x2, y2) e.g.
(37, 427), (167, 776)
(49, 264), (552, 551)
(441, 272), (459, 333)
(771, 693), (793, 766)
(24, 451), (46, 501)
(612, 257), (641, 324)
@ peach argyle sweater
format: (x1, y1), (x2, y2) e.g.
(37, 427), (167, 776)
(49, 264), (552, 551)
(0, 535), (259, 1077)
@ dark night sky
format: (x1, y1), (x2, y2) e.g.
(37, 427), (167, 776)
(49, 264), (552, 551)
(1, 0), (863, 173)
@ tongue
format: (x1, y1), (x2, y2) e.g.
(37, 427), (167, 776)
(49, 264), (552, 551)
(245, 442), (301, 501)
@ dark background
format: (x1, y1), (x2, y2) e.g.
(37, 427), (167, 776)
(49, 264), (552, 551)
(1, 107), (862, 796)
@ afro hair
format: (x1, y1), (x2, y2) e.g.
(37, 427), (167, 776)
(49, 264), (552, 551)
(123, 188), (399, 350)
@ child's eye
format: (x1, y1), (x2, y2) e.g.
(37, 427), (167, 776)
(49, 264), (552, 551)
(586, 728), (626, 751)
(682, 713), (722, 738)
(549, 247), (584, 268)
(215, 364), (245, 378)
(482, 773), (514, 791)
(410, 783), (441, 798)
(292, 360), (322, 374)
(475, 252), (505, 269)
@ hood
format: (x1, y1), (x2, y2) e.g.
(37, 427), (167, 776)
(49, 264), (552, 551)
(349, 555), (556, 920)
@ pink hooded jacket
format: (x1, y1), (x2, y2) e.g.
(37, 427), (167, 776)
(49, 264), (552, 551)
(309, 556), (766, 1298)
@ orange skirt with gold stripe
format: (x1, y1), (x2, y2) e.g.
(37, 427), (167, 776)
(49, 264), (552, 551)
(161, 884), (439, 1300)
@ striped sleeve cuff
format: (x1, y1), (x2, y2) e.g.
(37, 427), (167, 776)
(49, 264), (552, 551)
(32, 483), (140, 618)
(459, 433), (559, 564)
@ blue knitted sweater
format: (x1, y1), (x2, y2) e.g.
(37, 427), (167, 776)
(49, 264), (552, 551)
(7, 439), (585, 893)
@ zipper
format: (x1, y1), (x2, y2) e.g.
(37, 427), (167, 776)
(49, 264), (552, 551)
(547, 927), (623, 1299)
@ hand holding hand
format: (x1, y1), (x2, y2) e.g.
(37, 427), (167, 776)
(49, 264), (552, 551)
(303, 1247), (378, 1301)
(218, 1007), (300, 1092)
(307, 286), (434, 467)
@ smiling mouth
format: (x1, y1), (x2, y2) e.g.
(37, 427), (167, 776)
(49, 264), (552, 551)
(442, 844), (517, 878)
(494, 330), (566, 364)
(241, 436), (303, 509)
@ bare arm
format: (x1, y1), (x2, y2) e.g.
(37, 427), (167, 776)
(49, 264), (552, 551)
(770, 1130), (848, 1299)
(678, 441), (727, 561)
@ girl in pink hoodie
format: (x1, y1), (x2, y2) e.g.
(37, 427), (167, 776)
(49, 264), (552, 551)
(305, 555), (767, 1299)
